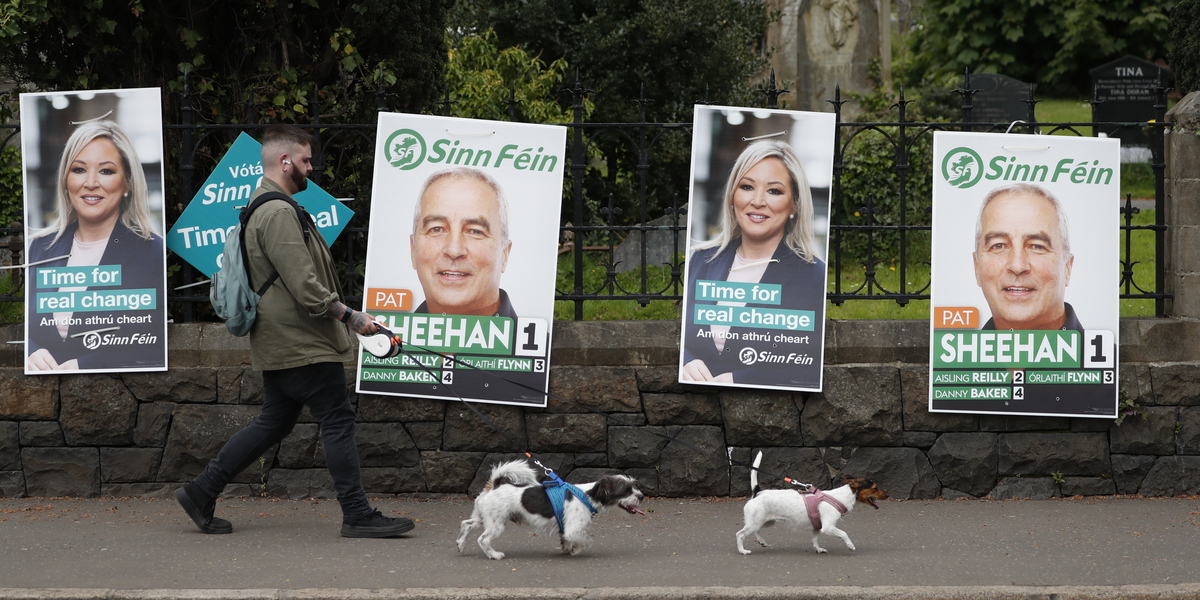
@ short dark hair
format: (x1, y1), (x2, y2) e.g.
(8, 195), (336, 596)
(260, 124), (313, 162)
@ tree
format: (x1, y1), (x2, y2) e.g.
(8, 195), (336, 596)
(450, 0), (770, 123)
(0, 1), (448, 317)
(445, 29), (590, 123)
(0, 0), (447, 121)
(1169, 0), (1200, 94)
(906, 0), (1171, 94)
(447, 0), (774, 230)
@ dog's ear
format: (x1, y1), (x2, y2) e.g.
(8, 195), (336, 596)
(588, 475), (633, 505)
(590, 477), (613, 502)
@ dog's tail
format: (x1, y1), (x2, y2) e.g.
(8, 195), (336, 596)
(749, 451), (763, 497)
(486, 460), (539, 491)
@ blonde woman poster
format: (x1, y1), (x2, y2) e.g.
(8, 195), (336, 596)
(678, 106), (835, 392)
(22, 89), (167, 374)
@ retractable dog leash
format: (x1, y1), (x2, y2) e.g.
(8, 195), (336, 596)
(356, 324), (403, 359)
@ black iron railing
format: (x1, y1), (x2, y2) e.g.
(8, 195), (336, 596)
(0, 73), (1172, 322)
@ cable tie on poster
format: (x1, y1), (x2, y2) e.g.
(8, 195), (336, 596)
(741, 131), (788, 142)
(446, 129), (495, 137)
(70, 111), (114, 125)
(1005, 121), (1028, 134)
(2, 254), (72, 270)
(730, 258), (778, 271)
(70, 326), (120, 339)
(174, 280), (211, 290)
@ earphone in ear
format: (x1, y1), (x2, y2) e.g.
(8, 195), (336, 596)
(282, 159), (292, 165)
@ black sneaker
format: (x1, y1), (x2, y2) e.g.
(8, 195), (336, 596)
(341, 508), (415, 538)
(175, 483), (233, 534)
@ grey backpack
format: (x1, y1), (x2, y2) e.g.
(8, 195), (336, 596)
(210, 192), (310, 336)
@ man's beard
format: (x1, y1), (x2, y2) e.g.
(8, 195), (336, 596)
(290, 166), (308, 192)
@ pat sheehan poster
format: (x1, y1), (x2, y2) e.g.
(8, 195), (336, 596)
(929, 131), (1119, 418)
(21, 88), (168, 374)
(678, 106), (835, 392)
(358, 113), (566, 407)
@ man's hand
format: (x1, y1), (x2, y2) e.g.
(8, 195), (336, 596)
(326, 300), (380, 336)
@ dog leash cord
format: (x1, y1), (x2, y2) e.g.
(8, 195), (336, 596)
(394, 342), (813, 488)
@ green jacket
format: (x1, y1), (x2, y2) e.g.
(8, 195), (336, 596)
(244, 177), (351, 370)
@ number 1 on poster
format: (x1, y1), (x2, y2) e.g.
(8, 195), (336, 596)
(1083, 330), (1115, 369)
(515, 318), (548, 357)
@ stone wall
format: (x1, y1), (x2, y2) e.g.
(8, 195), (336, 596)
(2, 318), (1199, 500)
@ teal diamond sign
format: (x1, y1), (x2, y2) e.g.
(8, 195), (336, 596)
(167, 132), (354, 277)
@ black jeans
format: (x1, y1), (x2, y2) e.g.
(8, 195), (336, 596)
(192, 362), (371, 518)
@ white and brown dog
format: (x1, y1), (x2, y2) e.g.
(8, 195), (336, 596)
(457, 460), (646, 559)
(736, 451), (887, 555)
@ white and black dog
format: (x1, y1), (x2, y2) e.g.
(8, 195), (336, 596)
(736, 451), (888, 555)
(457, 460), (646, 559)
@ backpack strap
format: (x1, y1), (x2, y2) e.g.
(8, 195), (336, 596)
(238, 191), (313, 296)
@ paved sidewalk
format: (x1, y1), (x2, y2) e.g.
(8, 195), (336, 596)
(1, 495), (1199, 598)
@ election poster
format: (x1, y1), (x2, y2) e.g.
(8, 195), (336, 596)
(358, 113), (567, 407)
(929, 131), (1119, 418)
(21, 88), (168, 374)
(678, 106), (835, 392)
(167, 131), (354, 278)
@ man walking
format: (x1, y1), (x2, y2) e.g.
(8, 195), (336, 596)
(176, 125), (413, 538)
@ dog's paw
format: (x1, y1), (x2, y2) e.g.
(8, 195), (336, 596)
(846, 542), (857, 552)
(738, 548), (752, 555)
(485, 550), (505, 560)
(815, 547), (828, 554)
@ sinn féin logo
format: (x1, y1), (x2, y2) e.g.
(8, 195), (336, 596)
(941, 147), (984, 189)
(384, 129), (426, 170)
(738, 347), (758, 366)
(83, 332), (102, 350)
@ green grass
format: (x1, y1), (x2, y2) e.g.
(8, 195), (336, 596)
(1036, 97), (1175, 138)
(1036, 99), (1094, 136)
(1120, 208), (1158, 317)
(1121, 163), (1156, 200)
(554, 251), (683, 321)
(826, 261), (931, 320)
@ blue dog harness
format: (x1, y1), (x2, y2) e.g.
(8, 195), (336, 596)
(542, 471), (597, 533)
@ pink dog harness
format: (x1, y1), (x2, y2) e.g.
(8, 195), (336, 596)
(802, 489), (848, 530)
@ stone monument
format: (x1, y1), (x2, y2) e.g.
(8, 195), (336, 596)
(1090, 55), (1170, 162)
(965, 73), (1034, 126)
(766, 0), (882, 118)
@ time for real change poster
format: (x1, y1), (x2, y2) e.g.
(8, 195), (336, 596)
(357, 113), (566, 407)
(929, 131), (1119, 418)
(21, 88), (167, 374)
(678, 106), (835, 392)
